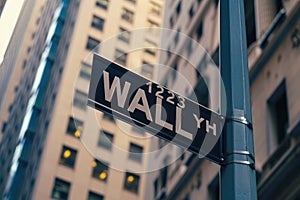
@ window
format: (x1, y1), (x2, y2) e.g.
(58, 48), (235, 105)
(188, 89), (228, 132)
(103, 112), (115, 122)
(88, 191), (104, 200)
(208, 174), (219, 200)
(126, 0), (136, 4)
(174, 29), (180, 44)
(114, 49), (127, 65)
(141, 61), (154, 78)
(196, 21), (203, 41)
(91, 15), (105, 31)
(86, 36), (100, 51)
(176, 1), (182, 15)
(149, 1), (161, 16)
(59, 146), (77, 168)
(124, 172), (140, 193)
(244, 0), (256, 47)
(189, 5), (194, 18)
(66, 117), (83, 138)
(98, 131), (114, 150)
(118, 27), (130, 43)
(51, 178), (70, 200)
(128, 143), (143, 162)
(91, 159), (109, 182)
(96, 0), (109, 10)
(121, 8), (134, 23)
(80, 62), (92, 80)
(74, 89), (88, 110)
(268, 81), (289, 146)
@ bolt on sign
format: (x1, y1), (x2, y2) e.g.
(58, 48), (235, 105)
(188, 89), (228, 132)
(88, 54), (225, 164)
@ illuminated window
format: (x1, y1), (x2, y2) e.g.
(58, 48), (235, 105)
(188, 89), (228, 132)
(74, 89), (88, 110)
(59, 146), (77, 168)
(66, 117), (83, 138)
(51, 178), (70, 200)
(98, 131), (114, 151)
(128, 143), (143, 162)
(91, 15), (105, 31)
(91, 159), (109, 182)
(96, 0), (109, 10)
(88, 191), (104, 200)
(124, 172), (140, 193)
(121, 8), (134, 23)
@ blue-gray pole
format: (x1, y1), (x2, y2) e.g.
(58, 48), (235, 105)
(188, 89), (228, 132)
(220, 0), (257, 199)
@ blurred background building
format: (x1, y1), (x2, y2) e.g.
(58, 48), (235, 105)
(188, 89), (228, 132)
(151, 0), (300, 200)
(0, 0), (164, 199)
(0, 0), (300, 200)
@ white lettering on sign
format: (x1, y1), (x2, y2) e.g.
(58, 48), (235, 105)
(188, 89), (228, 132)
(155, 97), (173, 131)
(193, 114), (217, 136)
(102, 71), (217, 139)
(103, 71), (131, 108)
(127, 88), (153, 121)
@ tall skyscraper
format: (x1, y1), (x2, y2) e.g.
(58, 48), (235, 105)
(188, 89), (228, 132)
(0, 0), (164, 199)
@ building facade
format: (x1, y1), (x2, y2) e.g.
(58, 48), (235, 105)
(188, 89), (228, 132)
(152, 0), (300, 199)
(0, 0), (164, 199)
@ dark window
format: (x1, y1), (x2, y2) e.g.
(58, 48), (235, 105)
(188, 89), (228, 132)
(141, 61), (154, 78)
(91, 159), (109, 182)
(91, 15), (105, 31)
(160, 166), (168, 188)
(51, 178), (70, 200)
(244, 0), (256, 47)
(275, 0), (283, 13)
(124, 172), (140, 193)
(74, 90), (88, 110)
(96, 0), (109, 10)
(86, 36), (100, 51)
(176, 1), (182, 15)
(1, 122), (7, 133)
(66, 117), (83, 138)
(59, 146), (77, 168)
(126, 0), (136, 4)
(80, 62), (92, 80)
(88, 191), (104, 200)
(118, 27), (130, 43)
(128, 143), (143, 162)
(169, 16), (174, 28)
(98, 131), (114, 150)
(268, 81), (289, 145)
(144, 48), (156, 56)
(103, 112), (115, 122)
(174, 29), (180, 44)
(189, 5), (194, 18)
(208, 174), (219, 200)
(121, 8), (134, 23)
(114, 49), (127, 65)
(196, 21), (203, 41)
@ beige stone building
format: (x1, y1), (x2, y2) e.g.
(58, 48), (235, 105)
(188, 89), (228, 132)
(0, 0), (164, 199)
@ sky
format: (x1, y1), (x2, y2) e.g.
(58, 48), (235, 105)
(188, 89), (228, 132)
(0, 0), (25, 64)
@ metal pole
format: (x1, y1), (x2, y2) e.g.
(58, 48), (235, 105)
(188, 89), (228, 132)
(220, 0), (257, 199)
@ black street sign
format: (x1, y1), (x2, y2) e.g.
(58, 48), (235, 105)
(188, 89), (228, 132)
(88, 54), (225, 164)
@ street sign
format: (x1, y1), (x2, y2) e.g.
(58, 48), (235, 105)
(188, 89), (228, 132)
(88, 54), (225, 164)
